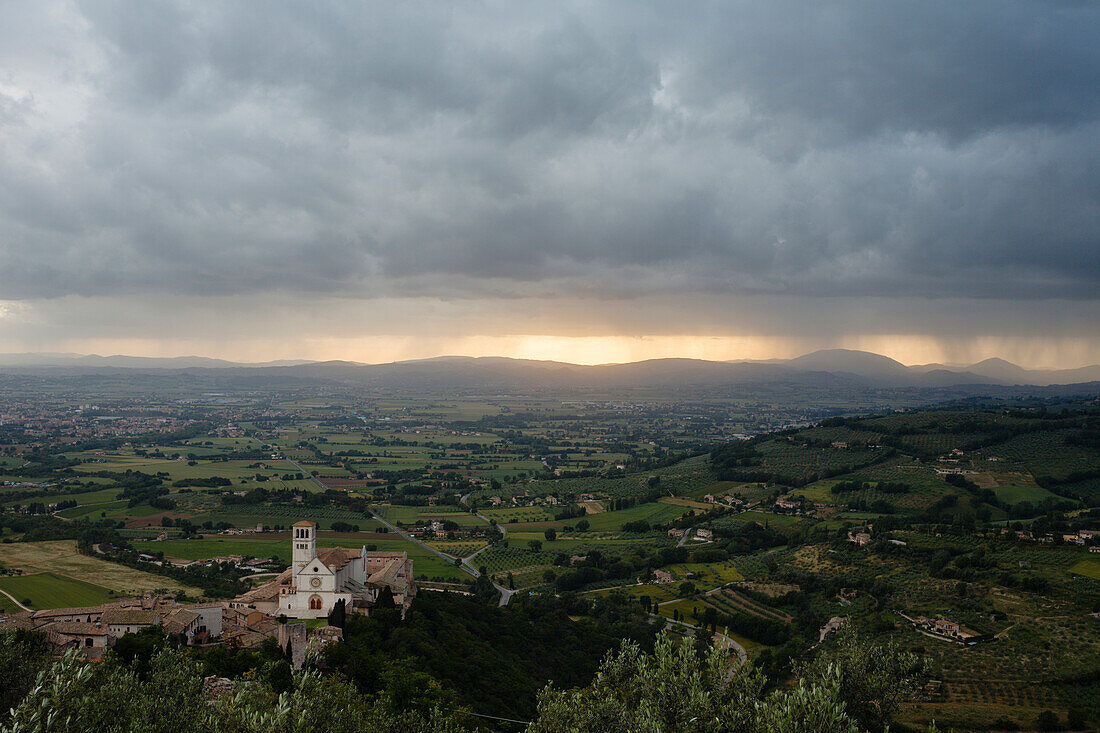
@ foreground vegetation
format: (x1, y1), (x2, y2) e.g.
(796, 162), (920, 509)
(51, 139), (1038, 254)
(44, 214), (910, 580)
(1, 623), (929, 733)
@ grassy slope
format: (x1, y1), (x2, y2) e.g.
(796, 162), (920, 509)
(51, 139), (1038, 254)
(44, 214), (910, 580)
(0, 571), (116, 610)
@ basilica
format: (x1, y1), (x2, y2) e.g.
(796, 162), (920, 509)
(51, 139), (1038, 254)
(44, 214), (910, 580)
(232, 521), (415, 618)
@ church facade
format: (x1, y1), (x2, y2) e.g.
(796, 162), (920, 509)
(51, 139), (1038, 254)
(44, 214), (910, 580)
(233, 521), (415, 619)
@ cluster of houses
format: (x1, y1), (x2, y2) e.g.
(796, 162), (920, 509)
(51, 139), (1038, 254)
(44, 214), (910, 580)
(0, 520), (416, 662)
(665, 527), (713, 544)
(700, 491), (825, 518)
(484, 492), (563, 508)
(1000, 527), (1100, 549)
(423, 520), (452, 539)
(0, 597), (223, 659)
(703, 493), (744, 508)
(1061, 529), (1100, 549)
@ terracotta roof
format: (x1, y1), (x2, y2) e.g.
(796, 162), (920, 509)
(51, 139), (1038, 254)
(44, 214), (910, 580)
(48, 622), (108, 636)
(101, 608), (159, 625)
(0, 614), (35, 631)
(362, 551), (408, 566)
(164, 608), (200, 624)
(292, 521), (317, 527)
(162, 609), (200, 635)
(232, 575), (287, 604)
(31, 605), (108, 619)
(315, 547), (361, 572)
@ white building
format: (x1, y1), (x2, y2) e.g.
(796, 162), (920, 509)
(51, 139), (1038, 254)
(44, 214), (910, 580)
(235, 521), (416, 619)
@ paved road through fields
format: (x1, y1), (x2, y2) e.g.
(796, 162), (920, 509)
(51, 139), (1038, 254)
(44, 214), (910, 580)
(287, 463), (515, 606)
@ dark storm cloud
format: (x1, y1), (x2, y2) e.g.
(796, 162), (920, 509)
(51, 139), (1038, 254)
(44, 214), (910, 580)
(0, 0), (1097, 301)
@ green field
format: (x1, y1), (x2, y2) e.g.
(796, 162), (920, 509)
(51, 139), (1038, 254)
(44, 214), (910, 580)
(174, 501), (371, 529)
(134, 537), (290, 562)
(988, 480), (1057, 505)
(1068, 558), (1100, 580)
(131, 534), (470, 583)
(372, 504), (469, 525)
(585, 582), (683, 605)
(0, 572), (116, 610)
(480, 506), (557, 524)
(1, 486), (122, 509)
(582, 501), (695, 532)
(664, 562), (744, 586)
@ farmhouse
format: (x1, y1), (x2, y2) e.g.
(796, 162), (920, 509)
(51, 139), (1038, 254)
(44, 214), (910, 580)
(819, 616), (847, 642)
(848, 531), (872, 546)
(232, 521), (415, 619)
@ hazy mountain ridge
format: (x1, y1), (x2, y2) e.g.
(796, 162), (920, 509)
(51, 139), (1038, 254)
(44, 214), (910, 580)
(0, 348), (1098, 388)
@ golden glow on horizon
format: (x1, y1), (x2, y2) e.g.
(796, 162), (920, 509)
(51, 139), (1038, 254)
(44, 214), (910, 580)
(28, 333), (1100, 370)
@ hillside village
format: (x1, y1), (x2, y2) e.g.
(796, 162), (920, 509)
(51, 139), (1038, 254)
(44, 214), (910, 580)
(0, 523), (413, 664)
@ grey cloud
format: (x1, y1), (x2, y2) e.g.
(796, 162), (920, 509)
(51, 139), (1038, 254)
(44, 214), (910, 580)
(673, 0), (1100, 143)
(0, 0), (1097, 303)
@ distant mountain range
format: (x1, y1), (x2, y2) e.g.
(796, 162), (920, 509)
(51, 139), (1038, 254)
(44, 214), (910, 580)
(0, 353), (314, 369)
(0, 348), (1098, 389)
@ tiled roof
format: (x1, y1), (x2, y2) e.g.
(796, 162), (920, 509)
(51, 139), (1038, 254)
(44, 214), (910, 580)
(162, 609), (200, 635)
(315, 547), (361, 572)
(31, 605), (108, 619)
(48, 622), (108, 636)
(101, 608), (158, 625)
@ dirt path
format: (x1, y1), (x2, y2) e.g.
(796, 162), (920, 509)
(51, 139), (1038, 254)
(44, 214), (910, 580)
(0, 587), (32, 612)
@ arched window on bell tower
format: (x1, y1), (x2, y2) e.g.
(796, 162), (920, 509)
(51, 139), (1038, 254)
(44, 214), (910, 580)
(292, 521), (317, 571)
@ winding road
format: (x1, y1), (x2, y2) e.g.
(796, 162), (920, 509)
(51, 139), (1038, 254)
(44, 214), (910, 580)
(656, 613), (748, 669)
(366, 505), (515, 607)
(287, 462), (516, 606)
(458, 492), (516, 605)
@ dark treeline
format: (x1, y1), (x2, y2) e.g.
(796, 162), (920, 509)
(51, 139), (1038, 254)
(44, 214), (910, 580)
(323, 590), (656, 721)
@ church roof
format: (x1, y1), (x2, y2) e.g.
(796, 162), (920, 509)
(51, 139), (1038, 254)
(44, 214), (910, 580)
(292, 521), (317, 528)
(315, 547), (361, 572)
(233, 570), (291, 604)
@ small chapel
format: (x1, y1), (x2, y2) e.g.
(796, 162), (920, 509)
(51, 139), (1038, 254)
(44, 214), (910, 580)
(232, 521), (415, 618)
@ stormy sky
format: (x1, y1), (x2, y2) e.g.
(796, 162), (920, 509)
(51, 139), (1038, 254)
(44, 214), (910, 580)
(1, 1), (1098, 366)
